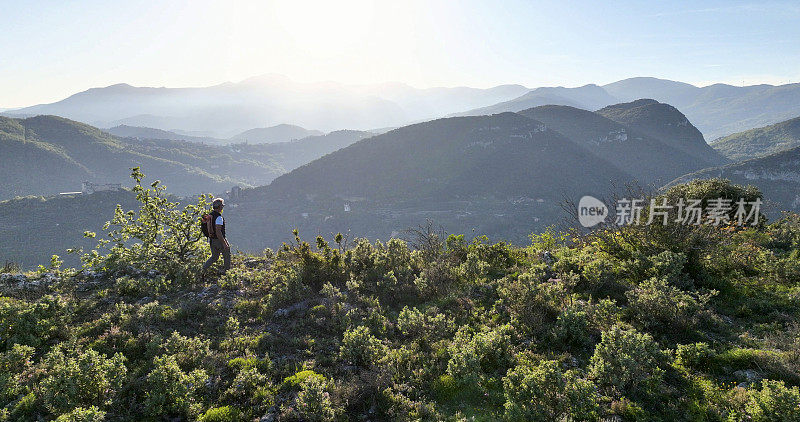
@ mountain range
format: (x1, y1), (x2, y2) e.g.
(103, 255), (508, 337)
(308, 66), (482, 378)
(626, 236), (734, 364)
(107, 123), (327, 145)
(8, 75), (800, 141)
(229, 124), (324, 143)
(5, 96), (800, 267)
(3, 75), (529, 136)
(457, 77), (800, 141)
(224, 99), (724, 251)
(0, 115), (369, 200)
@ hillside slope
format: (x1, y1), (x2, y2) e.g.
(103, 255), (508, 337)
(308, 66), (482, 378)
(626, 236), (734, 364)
(518, 104), (720, 184)
(259, 113), (631, 201)
(230, 124), (324, 144)
(711, 115), (800, 161)
(453, 84), (618, 117)
(602, 77), (800, 139)
(0, 115), (282, 199)
(668, 146), (800, 214)
(595, 99), (727, 166)
(1, 178), (798, 421)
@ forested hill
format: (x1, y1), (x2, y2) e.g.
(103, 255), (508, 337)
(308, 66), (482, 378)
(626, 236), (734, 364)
(258, 112), (632, 202)
(711, 115), (800, 161)
(0, 116), (370, 200)
(0, 115), (276, 199)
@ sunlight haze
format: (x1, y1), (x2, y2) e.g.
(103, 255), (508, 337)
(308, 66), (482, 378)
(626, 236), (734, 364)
(1, 0), (799, 107)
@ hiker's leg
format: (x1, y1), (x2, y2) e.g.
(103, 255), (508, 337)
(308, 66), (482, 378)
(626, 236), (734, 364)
(202, 241), (221, 271)
(222, 246), (231, 271)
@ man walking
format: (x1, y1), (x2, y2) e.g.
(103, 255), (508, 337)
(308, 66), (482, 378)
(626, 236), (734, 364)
(202, 198), (231, 274)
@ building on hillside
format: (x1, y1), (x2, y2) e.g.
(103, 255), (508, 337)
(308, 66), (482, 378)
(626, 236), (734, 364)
(227, 185), (242, 202)
(81, 181), (122, 194)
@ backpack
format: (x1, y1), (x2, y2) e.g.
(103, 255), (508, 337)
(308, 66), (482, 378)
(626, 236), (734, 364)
(200, 213), (216, 238)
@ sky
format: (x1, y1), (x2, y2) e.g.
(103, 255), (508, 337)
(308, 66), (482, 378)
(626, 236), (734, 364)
(1, 0), (799, 108)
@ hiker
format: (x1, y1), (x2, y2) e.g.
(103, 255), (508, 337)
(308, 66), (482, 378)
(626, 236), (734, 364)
(202, 198), (231, 273)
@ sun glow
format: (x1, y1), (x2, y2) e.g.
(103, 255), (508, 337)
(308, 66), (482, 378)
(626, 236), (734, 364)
(273, 0), (377, 57)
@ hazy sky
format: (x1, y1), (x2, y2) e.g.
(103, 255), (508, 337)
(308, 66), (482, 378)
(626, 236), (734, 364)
(2, 0), (799, 108)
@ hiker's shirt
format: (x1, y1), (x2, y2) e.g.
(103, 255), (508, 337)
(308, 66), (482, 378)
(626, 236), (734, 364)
(210, 210), (226, 242)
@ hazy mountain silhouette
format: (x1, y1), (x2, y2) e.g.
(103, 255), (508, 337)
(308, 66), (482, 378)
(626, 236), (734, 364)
(601, 77), (800, 139)
(106, 124), (224, 143)
(454, 84), (617, 117)
(230, 124), (323, 144)
(5, 75), (528, 136)
(9, 75), (800, 141)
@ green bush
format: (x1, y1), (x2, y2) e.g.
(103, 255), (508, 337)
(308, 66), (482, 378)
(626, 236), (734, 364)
(743, 379), (800, 421)
(339, 326), (385, 367)
(223, 366), (274, 413)
(81, 167), (212, 282)
(625, 277), (716, 335)
(553, 306), (594, 351)
(54, 406), (106, 422)
(161, 331), (212, 370)
(292, 376), (338, 422)
(199, 406), (244, 422)
(676, 342), (716, 369)
(38, 344), (127, 414)
(283, 370), (327, 389)
(498, 269), (562, 331)
(503, 359), (599, 421)
(396, 306), (451, 346)
(589, 325), (665, 398)
(345, 238), (418, 303)
(0, 295), (66, 352)
(447, 324), (515, 396)
(144, 354), (208, 417)
(0, 344), (34, 404)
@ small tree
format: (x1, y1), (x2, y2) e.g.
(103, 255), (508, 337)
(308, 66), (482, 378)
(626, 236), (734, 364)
(81, 167), (212, 281)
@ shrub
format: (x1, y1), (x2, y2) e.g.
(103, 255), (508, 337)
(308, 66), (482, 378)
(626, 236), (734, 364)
(503, 359), (599, 421)
(0, 295), (66, 352)
(589, 325), (665, 398)
(0, 344), (34, 404)
(38, 344), (127, 414)
(161, 331), (212, 370)
(676, 342), (716, 369)
(497, 269), (562, 331)
(396, 306), (451, 346)
(54, 406), (106, 422)
(281, 232), (346, 291)
(293, 376), (338, 422)
(743, 379), (800, 421)
(625, 277), (716, 335)
(345, 238), (418, 303)
(199, 406), (244, 422)
(552, 306), (594, 351)
(283, 370), (327, 390)
(339, 326), (385, 367)
(647, 251), (690, 288)
(223, 366), (274, 413)
(447, 324), (515, 396)
(144, 354), (208, 417)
